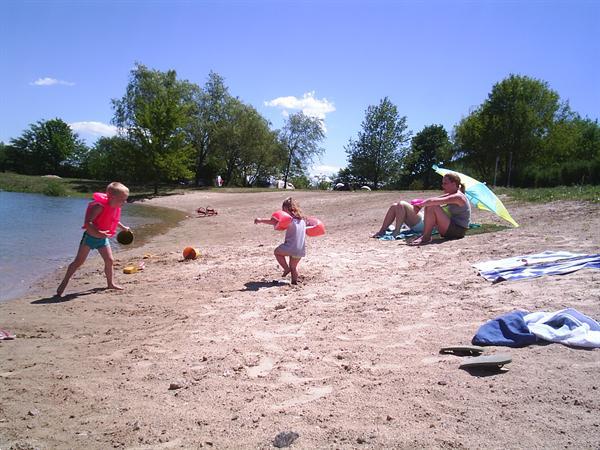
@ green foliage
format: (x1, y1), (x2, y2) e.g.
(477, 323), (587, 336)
(187, 71), (231, 185)
(345, 97), (410, 189)
(8, 118), (87, 176)
(280, 112), (325, 188)
(43, 180), (68, 196)
(85, 136), (140, 181)
(289, 174), (312, 190)
(0, 142), (7, 172)
(514, 159), (600, 187)
(112, 63), (195, 194)
(212, 98), (283, 187)
(454, 74), (564, 185)
(0, 172), (71, 195)
(408, 179), (424, 191)
(495, 185), (600, 203)
(403, 125), (451, 188)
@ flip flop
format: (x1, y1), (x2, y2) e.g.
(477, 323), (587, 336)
(439, 345), (486, 356)
(459, 354), (512, 370)
(206, 207), (218, 216)
(196, 207), (207, 216)
(0, 329), (16, 340)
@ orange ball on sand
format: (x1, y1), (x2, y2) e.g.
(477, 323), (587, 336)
(183, 247), (200, 260)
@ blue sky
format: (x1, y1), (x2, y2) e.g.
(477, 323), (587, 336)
(1, 0), (598, 177)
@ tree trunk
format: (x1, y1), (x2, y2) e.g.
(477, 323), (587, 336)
(506, 151), (513, 187)
(283, 147), (293, 189)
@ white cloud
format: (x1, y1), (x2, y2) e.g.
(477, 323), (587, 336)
(69, 121), (117, 138)
(30, 77), (75, 86)
(265, 91), (335, 122)
(310, 164), (342, 177)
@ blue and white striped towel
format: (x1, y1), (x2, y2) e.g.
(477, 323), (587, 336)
(472, 251), (600, 283)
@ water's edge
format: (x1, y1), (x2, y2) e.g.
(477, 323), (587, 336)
(0, 199), (187, 303)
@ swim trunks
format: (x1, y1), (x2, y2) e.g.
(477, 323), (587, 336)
(80, 232), (110, 250)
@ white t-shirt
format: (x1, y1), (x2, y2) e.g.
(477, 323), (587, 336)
(279, 218), (306, 257)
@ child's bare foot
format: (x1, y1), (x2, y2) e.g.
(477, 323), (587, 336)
(107, 284), (124, 290)
(371, 231), (385, 238)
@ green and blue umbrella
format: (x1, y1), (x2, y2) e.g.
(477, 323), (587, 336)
(433, 165), (519, 227)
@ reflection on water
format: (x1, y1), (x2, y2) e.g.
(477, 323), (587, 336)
(0, 191), (185, 302)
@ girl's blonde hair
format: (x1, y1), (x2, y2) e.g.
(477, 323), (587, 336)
(282, 197), (304, 220)
(443, 173), (465, 193)
(107, 181), (130, 197)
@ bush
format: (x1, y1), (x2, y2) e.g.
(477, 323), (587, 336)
(517, 159), (600, 187)
(43, 180), (68, 196)
(408, 179), (424, 191)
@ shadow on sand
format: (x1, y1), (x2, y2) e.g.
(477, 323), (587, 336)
(241, 280), (288, 292)
(31, 287), (106, 304)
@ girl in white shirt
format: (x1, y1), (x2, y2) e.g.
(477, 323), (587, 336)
(255, 197), (306, 285)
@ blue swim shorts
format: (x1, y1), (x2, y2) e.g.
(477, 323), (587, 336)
(80, 232), (110, 250)
(410, 219), (424, 234)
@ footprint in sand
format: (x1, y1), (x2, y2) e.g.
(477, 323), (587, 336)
(246, 356), (275, 378)
(336, 333), (378, 341)
(273, 385), (333, 409)
(396, 323), (432, 332)
(239, 309), (261, 320)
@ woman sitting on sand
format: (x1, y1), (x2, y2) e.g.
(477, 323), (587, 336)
(372, 200), (425, 238)
(409, 172), (471, 245)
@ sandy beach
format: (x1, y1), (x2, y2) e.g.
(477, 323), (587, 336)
(1, 190), (599, 449)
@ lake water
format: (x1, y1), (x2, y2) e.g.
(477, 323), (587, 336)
(0, 191), (185, 302)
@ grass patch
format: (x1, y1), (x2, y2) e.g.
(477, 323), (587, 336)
(0, 172), (200, 199)
(494, 185), (600, 203)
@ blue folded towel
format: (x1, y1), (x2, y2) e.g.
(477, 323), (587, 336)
(472, 310), (538, 347)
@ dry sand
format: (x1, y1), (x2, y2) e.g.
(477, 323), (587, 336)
(1, 190), (599, 449)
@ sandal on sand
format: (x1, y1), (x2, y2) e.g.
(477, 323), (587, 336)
(197, 207), (207, 216)
(206, 207), (218, 216)
(459, 353), (512, 370)
(439, 345), (485, 356)
(0, 329), (16, 340)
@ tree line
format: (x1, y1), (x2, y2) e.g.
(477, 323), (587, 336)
(1, 68), (598, 191)
(341, 75), (599, 189)
(0, 64), (324, 194)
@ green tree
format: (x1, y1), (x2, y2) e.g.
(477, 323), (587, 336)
(9, 118), (86, 175)
(345, 97), (410, 189)
(213, 98), (283, 186)
(112, 63), (195, 194)
(454, 74), (565, 185)
(85, 136), (142, 182)
(404, 125), (452, 189)
(279, 112), (325, 188)
(0, 142), (7, 172)
(187, 71), (230, 186)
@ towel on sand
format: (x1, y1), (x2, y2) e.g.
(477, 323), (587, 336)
(472, 308), (600, 348)
(472, 251), (600, 283)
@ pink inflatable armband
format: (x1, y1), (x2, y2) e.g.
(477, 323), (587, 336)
(410, 198), (424, 206)
(272, 210), (292, 231)
(305, 217), (326, 237)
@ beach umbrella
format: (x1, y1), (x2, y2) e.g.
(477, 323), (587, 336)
(433, 165), (519, 227)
